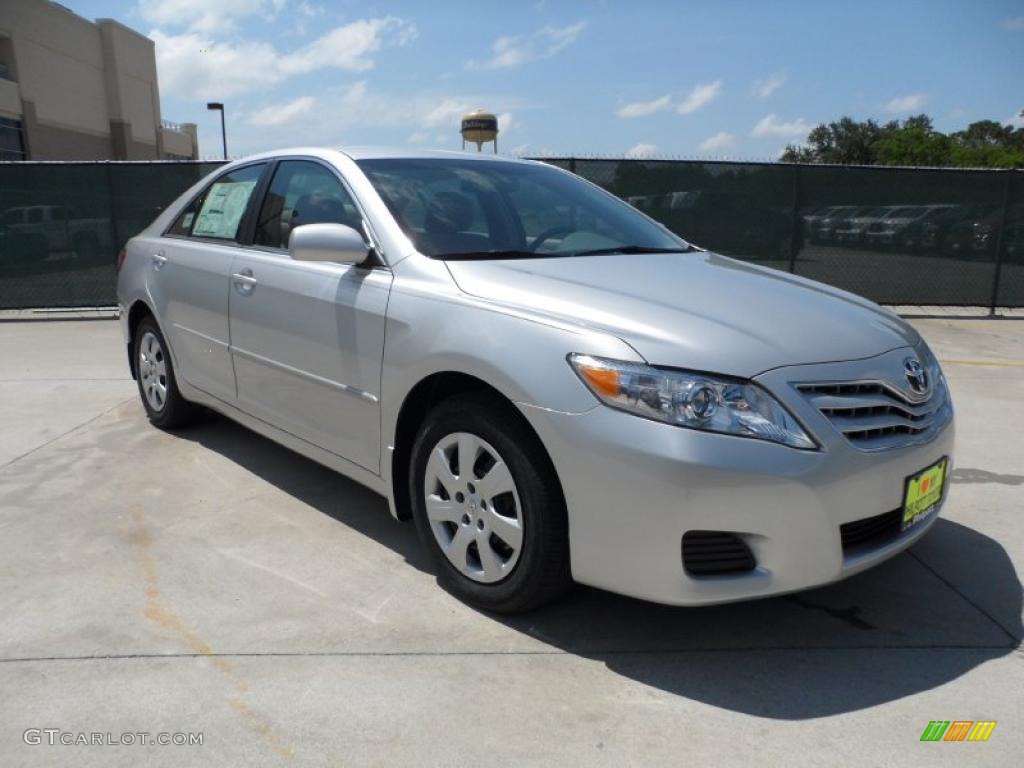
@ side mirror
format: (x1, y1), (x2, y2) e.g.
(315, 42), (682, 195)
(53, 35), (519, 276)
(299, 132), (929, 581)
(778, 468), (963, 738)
(288, 223), (369, 265)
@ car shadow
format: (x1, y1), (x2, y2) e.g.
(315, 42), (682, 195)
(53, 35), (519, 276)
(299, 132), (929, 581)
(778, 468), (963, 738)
(180, 411), (1022, 720)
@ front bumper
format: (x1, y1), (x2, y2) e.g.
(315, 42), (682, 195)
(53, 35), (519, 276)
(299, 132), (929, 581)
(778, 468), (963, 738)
(520, 347), (954, 606)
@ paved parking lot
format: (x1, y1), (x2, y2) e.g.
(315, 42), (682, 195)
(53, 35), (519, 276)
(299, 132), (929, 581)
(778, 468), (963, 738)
(1, 317), (1021, 767)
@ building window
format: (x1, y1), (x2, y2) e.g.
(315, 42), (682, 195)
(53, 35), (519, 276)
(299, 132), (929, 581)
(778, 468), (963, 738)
(0, 117), (27, 160)
(0, 35), (14, 82)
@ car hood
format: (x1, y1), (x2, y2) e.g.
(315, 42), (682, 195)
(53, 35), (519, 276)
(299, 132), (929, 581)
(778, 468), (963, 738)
(445, 251), (919, 377)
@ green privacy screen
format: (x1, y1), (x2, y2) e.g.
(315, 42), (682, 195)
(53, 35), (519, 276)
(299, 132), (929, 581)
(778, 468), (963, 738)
(0, 159), (1020, 309)
(546, 159), (1021, 308)
(0, 161), (223, 309)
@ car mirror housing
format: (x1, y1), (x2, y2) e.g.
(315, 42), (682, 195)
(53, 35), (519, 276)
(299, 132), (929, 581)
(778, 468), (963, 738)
(288, 223), (369, 265)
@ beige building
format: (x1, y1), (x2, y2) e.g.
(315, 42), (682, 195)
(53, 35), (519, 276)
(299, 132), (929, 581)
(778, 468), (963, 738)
(0, 0), (197, 161)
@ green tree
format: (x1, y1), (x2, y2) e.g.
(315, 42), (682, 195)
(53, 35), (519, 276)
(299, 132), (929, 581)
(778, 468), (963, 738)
(780, 117), (898, 164)
(874, 117), (953, 166)
(949, 119), (1024, 167)
(951, 119), (1023, 150)
(781, 114), (1024, 168)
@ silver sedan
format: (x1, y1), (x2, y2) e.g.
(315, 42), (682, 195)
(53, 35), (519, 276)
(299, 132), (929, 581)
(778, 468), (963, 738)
(116, 148), (954, 612)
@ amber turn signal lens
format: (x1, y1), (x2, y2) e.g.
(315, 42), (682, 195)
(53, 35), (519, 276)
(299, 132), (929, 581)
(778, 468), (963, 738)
(579, 366), (620, 397)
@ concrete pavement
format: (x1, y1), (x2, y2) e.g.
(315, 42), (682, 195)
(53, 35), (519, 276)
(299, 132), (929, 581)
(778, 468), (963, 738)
(0, 317), (1021, 766)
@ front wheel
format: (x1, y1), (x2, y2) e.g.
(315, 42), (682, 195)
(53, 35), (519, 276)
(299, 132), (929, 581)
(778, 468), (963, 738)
(409, 393), (571, 613)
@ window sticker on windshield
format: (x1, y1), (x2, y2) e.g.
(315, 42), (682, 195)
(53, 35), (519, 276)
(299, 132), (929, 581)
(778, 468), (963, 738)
(182, 212), (194, 229)
(192, 180), (256, 238)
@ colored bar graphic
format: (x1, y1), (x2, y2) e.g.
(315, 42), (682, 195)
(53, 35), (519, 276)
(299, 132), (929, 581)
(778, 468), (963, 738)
(967, 722), (997, 742)
(944, 722), (973, 741)
(920, 720), (997, 742)
(921, 721), (949, 741)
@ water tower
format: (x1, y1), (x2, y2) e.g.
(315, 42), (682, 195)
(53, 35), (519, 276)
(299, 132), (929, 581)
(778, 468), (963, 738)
(460, 109), (499, 152)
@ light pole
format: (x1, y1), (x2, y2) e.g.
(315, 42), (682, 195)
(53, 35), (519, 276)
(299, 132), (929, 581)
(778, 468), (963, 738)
(206, 102), (227, 160)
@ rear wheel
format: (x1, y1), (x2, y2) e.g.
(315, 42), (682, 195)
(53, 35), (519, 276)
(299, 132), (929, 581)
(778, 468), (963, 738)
(409, 392), (571, 613)
(134, 318), (196, 429)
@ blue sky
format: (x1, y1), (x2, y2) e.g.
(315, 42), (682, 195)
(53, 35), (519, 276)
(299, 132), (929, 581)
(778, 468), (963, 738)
(63, 0), (1024, 160)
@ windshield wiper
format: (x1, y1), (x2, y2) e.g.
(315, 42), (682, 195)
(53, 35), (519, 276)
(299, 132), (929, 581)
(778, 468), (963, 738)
(566, 245), (695, 257)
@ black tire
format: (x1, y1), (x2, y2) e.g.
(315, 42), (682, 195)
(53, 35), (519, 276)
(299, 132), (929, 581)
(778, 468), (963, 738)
(408, 392), (572, 613)
(133, 317), (197, 430)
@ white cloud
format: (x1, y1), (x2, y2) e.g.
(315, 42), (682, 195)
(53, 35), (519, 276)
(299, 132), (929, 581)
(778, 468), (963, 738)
(752, 73), (786, 99)
(137, 0), (281, 34)
(697, 131), (736, 153)
(751, 113), (812, 138)
(149, 31), (278, 99)
(248, 95), (315, 126)
(1008, 111), (1024, 128)
(185, 64), (520, 155)
(423, 99), (472, 128)
(467, 21), (586, 69)
(280, 17), (417, 75)
(343, 83), (478, 136)
(625, 142), (657, 159)
(342, 80), (368, 105)
(355, 89), (514, 135)
(1001, 17), (1024, 30)
(285, 2), (326, 37)
(541, 22), (588, 55)
(616, 94), (672, 118)
(884, 93), (928, 113)
(677, 80), (722, 115)
(150, 17), (416, 100)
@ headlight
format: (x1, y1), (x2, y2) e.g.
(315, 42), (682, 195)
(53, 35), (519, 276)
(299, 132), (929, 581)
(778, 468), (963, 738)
(568, 353), (816, 449)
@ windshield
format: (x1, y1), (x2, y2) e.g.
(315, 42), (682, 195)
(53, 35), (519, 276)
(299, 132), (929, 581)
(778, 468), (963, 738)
(356, 158), (687, 259)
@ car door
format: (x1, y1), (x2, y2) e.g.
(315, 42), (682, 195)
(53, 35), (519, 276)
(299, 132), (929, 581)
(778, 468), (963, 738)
(228, 159), (391, 473)
(152, 162), (268, 403)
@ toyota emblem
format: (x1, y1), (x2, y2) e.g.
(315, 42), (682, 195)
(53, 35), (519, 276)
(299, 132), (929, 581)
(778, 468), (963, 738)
(904, 357), (929, 395)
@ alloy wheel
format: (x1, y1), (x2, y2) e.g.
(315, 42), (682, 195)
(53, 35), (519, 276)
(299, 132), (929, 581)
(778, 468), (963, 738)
(138, 331), (168, 412)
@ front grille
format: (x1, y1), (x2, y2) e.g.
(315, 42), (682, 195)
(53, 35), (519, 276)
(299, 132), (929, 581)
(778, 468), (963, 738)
(840, 508), (902, 554)
(682, 531), (756, 576)
(797, 378), (949, 450)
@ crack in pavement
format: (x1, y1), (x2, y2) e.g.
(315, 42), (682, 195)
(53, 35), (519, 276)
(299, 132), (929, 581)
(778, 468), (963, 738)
(0, 397), (135, 471)
(1, 643), (1019, 665)
(908, 549), (1022, 646)
(786, 597), (877, 630)
(951, 468), (1024, 486)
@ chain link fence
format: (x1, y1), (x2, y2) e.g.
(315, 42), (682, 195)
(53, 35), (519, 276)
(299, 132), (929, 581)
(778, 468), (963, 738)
(1, 158), (1021, 309)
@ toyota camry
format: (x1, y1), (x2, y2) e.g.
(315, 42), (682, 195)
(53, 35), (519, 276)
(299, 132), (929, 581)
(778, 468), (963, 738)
(116, 148), (954, 612)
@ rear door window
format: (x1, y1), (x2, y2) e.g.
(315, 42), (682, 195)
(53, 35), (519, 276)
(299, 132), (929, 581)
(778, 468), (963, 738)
(167, 164), (266, 240)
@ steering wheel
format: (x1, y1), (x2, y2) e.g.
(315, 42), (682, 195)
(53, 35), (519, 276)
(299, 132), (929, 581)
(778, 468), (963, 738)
(528, 225), (574, 252)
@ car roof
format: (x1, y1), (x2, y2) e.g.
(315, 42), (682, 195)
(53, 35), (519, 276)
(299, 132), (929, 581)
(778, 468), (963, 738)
(226, 146), (537, 166)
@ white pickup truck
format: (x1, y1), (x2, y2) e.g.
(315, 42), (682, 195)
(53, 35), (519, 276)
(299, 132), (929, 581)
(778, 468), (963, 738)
(0, 204), (111, 264)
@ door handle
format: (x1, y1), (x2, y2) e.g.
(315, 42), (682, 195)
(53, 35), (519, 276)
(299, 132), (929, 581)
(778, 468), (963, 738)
(151, 252), (167, 270)
(231, 270), (258, 295)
